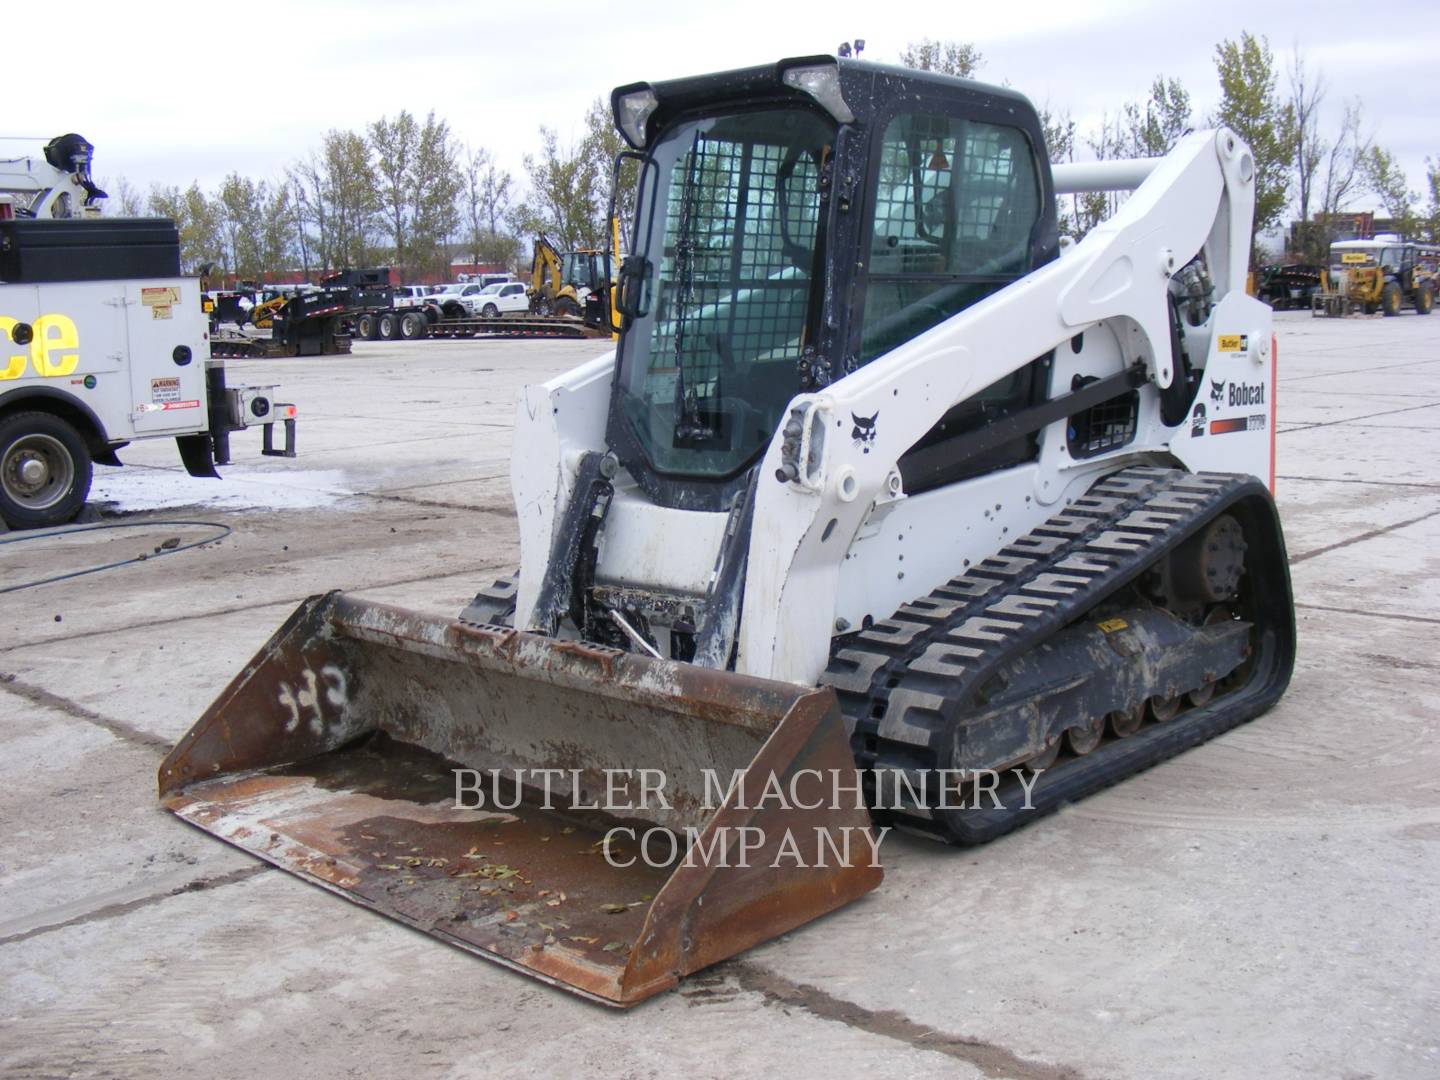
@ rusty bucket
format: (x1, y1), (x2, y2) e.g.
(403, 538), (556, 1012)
(159, 592), (882, 1006)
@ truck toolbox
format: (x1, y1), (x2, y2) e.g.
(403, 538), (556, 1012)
(0, 218), (180, 283)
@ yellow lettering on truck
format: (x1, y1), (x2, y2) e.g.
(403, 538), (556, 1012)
(0, 316), (26, 379)
(32, 314), (80, 376)
(0, 313), (81, 379)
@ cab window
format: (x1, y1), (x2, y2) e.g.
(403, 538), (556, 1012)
(862, 113), (1039, 363)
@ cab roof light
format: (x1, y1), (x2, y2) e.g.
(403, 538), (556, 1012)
(616, 88), (659, 149)
(781, 63), (855, 123)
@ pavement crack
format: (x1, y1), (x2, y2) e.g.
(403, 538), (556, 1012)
(1288, 508), (1440, 563)
(0, 562), (505, 656)
(728, 962), (1089, 1080)
(0, 674), (171, 752)
(1277, 475), (1440, 491)
(1278, 400), (1439, 434)
(0, 865), (269, 948)
(1295, 602), (1440, 626)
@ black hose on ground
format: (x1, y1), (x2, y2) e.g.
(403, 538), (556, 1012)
(0, 519), (233, 594)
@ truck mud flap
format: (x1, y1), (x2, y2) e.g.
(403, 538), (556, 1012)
(159, 592), (882, 1007)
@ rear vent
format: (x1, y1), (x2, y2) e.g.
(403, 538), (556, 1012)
(1068, 376), (1138, 458)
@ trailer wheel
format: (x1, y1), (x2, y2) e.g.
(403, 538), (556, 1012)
(356, 313), (380, 340)
(377, 312), (400, 339)
(399, 311), (428, 339)
(0, 411), (93, 529)
(1381, 281), (1403, 316)
(1416, 285), (1434, 315)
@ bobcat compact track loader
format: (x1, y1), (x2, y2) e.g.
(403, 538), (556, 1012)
(161, 56), (1295, 1006)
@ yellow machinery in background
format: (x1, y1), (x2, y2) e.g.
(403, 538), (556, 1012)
(1313, 239), (1437, 317)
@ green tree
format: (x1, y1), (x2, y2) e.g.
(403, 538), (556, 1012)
(514, 125), (606, 251)
(318, 130), (378, 269)
(898, 38), (983, 78)
(1124, 76), (1192, 157)
(149, 182), (222, 274)
(1213, 32), (1296, 264)
(1363, 146), (1417, 235)
(582, 96), (638, 238)
(409, 111), (461, 279)
(259, 182), (295, 280)
(218, 173), (266, 279)
(370, 110), (419, 270)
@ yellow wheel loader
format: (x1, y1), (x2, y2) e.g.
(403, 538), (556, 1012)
(161, 56), (1296, 1006)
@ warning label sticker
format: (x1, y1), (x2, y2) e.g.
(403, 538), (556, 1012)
(141, 287), (180, 306)
(151, 377), (181, 403)
(142, 286), (180, 320)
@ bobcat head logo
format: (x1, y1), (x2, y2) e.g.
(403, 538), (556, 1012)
(851, 411), (879, 452)
(1210, 379), (1226, 404)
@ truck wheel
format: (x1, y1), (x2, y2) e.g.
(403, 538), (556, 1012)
(442, 301), (467, 321)
(377, 312), (399, 339)
(356, 313), (380, 340)
(1381, 281), (1402, 316)
(0, 411), (93, 529)
(399, 311), (428, 339)
(482, 303), (499, 319)
(1416, 285), (1434, 315)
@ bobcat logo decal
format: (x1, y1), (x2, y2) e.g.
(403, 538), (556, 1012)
(851, 411), (879, 453)
(1210, 378), (1226, 405)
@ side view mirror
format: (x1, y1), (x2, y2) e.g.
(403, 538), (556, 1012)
(616, 254), (652, 322)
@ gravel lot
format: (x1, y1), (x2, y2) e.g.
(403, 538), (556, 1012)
(1, 311), (1437, 1079)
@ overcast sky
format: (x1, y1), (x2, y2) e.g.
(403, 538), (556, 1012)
(7, 0), (1436, 218)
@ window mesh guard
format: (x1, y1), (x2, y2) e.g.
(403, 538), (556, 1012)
(651, 133), (819, 439)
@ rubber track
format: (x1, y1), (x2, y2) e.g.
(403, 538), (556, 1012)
(821, 465), (1276, 841)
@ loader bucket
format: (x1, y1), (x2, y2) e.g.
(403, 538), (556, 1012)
(159, 592), (882, 1007)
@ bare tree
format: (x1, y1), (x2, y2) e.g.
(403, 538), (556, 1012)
(104, 176), (145, 216)
(1313, 98), (1371, 256)
(898, 39), (984, 78)
(460, 145), (518, 269)
(1288, 45), (1327, 240)
(1425, 157), (1440, 243)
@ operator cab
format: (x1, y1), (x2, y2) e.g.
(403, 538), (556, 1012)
(606, 56), (1057, 510)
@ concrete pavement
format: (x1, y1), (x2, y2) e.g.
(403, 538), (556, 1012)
(1, 315), (1436, 1079)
